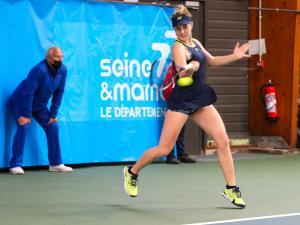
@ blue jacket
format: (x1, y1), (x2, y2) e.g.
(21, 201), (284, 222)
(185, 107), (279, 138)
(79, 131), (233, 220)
(11, 59), (67, 118)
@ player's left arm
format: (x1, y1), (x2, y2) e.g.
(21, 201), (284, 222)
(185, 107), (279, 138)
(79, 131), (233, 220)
(193, 39), (249, 67)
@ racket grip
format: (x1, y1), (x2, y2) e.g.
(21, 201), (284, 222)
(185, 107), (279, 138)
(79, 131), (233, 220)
(183, 64), (193, 71)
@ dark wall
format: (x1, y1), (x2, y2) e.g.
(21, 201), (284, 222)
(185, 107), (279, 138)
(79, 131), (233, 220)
(204, 0), (249, 139)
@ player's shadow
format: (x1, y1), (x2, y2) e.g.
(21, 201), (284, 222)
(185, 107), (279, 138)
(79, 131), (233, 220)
(216, 206), (244, 210)
(105, 203), (147, 213)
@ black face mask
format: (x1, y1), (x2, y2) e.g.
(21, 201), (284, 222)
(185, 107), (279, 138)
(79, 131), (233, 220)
(52, 60), (62, 70)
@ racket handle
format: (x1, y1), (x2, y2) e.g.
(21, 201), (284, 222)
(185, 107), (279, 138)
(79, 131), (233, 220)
(183, 64), (193, 71)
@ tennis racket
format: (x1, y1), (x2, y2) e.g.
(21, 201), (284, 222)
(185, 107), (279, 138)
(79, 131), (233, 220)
(149, 57), (171, 89)
(150, 57), (193, 91)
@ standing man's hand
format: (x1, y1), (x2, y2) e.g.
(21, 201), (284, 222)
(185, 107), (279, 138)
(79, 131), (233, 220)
(17, 116), (31, 126)
(48, 117), (58, 125)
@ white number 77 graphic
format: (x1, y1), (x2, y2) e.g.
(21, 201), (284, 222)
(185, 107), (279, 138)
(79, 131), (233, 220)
(151, 43), (170, 78)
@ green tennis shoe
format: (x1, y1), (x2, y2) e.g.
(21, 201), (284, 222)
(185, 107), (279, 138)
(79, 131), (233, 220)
(222, 186), (246, 208)
(123, 167), (138, 197)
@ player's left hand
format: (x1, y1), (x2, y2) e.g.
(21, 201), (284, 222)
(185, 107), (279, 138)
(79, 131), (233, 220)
(233, 42), (250, 59)
(48, 117), (58, 125)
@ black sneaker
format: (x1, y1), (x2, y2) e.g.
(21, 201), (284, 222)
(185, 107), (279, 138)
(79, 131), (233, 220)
(166, 156), (180, 164)
(178, 154), (196, 163)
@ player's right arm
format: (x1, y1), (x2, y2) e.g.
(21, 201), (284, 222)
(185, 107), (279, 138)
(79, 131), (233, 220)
(172, 42), (199, 77)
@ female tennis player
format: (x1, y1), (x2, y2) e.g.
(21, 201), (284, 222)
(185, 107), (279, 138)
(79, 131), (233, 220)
(123, 5), (249, 208)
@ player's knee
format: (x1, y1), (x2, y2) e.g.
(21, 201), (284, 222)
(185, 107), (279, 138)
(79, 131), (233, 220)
(215, 135), (230, 149)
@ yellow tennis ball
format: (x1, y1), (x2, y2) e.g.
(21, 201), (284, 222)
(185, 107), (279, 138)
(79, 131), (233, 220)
(177, 77), (194, 87)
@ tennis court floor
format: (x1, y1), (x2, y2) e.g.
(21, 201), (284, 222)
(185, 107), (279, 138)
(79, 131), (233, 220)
(0, 153), (299, 225)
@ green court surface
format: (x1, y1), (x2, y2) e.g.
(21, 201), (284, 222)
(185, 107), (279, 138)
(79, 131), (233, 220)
(0, 153), (299, 225)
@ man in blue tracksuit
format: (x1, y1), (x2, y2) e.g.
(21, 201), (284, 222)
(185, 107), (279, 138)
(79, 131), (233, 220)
(9, 47), (73, 175)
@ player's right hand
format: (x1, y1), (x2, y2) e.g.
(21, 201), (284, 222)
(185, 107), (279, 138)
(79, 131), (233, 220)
(181, 61), (200, 77)
(190, 61), (200, 71)
(17, 116), (31, 126)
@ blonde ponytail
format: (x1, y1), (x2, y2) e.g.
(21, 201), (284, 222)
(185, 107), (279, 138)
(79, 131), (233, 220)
(171, 5), (192, 20)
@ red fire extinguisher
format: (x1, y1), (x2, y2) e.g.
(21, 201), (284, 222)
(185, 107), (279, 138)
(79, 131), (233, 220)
(261, 80), (278, 121)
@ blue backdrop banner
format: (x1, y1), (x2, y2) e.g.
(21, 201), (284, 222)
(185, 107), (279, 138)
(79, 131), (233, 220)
(0, 0), (175, 168)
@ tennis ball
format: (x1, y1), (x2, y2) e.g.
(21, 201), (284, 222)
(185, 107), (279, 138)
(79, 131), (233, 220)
(177, 77), (194, 87)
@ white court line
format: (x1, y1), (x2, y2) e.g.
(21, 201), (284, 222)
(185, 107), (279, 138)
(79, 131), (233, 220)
(182, 213), (300, 225)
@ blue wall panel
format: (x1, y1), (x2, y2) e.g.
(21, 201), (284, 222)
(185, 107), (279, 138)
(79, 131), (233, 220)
(0, 0), (175, 168)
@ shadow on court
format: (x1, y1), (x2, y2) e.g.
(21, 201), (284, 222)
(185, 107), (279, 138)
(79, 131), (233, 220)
(0, 153), (299, 225)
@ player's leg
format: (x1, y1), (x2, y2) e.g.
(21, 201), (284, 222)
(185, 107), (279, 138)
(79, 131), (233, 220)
(191, 105), (245, 208)
(191, 105), (234, 184)
(132, 110), (188, 173)
(124, 110), (188, 197)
